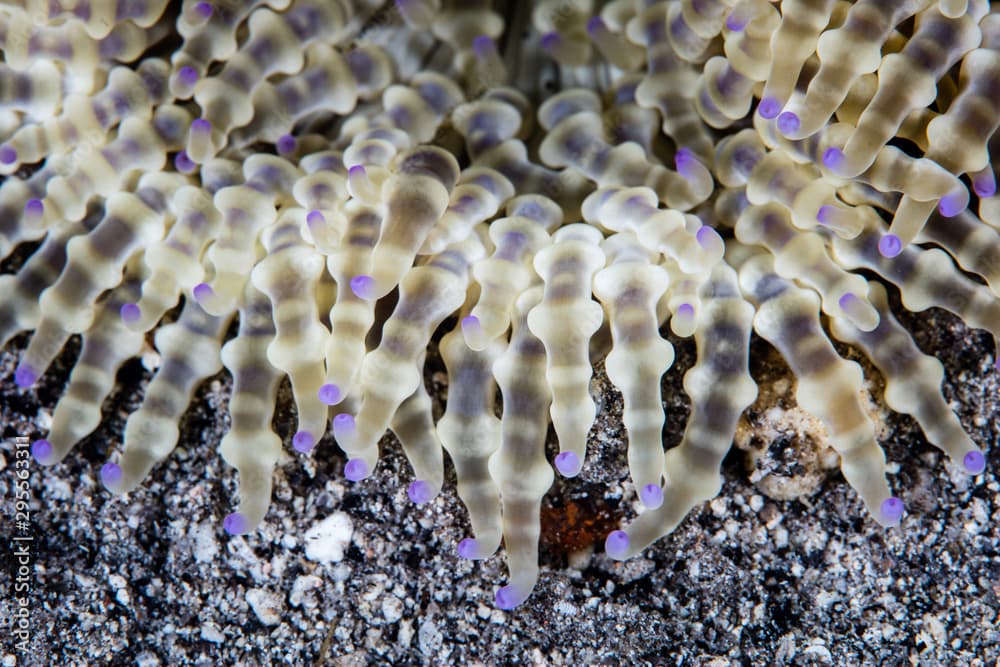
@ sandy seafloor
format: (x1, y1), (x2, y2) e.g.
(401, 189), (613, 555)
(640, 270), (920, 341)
(1, 291), (998, 666)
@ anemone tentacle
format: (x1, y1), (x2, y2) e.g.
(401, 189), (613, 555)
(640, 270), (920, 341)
(2, 0), (995, 610)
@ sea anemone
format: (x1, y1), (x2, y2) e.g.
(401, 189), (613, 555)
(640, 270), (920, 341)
(1, 0), (997, 613)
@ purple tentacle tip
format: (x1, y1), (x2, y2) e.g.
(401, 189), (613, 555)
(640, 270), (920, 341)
(586, 16), (605, 35)
(407, 479), (434, 504)
(838, 292), (858, 310)
(31, 439), (53, 463)
(816, 205), (835, 224)
(174, 150), (196, 173)
(963, 451), (986, 475)
(605, 530), (629, 559)
(879, 497), (904, 525)
(349, 274), (375, 300)
(472, 35), (495, 58)
(0, 145), (17, 164)
(457, 537), (478, 559)
(540, 31), (561, 51)
(191, 118), (211, 133)
(318, 383), (342, 405)
(24, 199), (43, 217)
(640, 483), (663, 509)
(120, 302), (141, 323)
(101, 462), (122, 487)
(725, 14), (747, 31)
(822, 147), (845, 173)
(195, 2), (213, 18)
(292, 431), (315, 453)
(757, 96), (780, 119)
(554, 451), (581, 477)
(177, 66), (198, 87)
(14, 364), (37, 388)
(696, 225), (716, 248)
(461, 314), (481, 335)
(333, 413), (355, 436)
(938, 191), (966, 217)
(878, 234), (902, 258)
(675, 147), (699, 178)
(495, 585), (521, 610)
(192, 282), (214, 302)
(306, 210), (325, 226)
(344, 458), (368, 481)
(973, 174), (997, 199)
(776, 111), (800, 136)
(276, 134), (296, 155)
(677, 303), (695, 318)
(595, 188), (617, 208)
(223, 512), (249, 535)
(348, 164), (366, 177)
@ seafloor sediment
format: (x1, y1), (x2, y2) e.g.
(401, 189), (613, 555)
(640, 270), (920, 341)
(1, 303), (997, 665)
